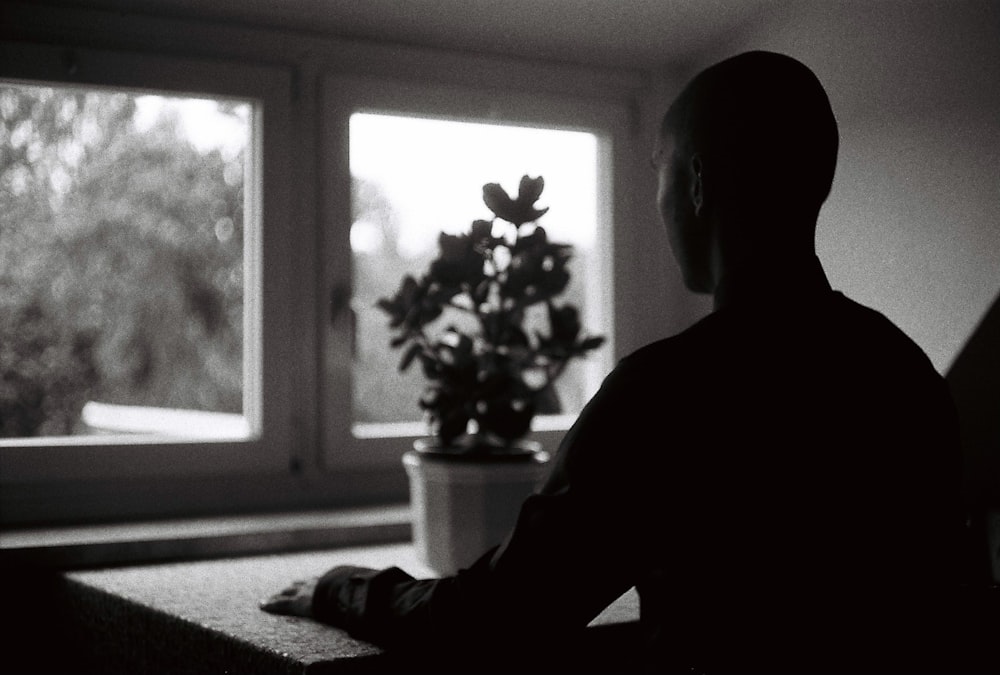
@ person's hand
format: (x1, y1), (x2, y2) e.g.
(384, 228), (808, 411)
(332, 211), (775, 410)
(259, 578), (318, 618)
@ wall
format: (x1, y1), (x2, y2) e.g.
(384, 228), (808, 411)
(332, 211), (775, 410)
(614, 66), (715, 356)
(701, 0), (1000, 374)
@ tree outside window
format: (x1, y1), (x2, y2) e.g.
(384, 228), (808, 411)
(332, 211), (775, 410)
(0, 83), (249, 438)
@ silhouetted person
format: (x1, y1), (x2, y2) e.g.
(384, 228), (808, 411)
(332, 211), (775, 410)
(263, 52), (968, 673)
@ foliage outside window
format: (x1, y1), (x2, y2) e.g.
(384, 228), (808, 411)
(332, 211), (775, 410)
(0, 83), (248, 438)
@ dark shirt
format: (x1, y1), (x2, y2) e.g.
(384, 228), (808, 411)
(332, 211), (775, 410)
(313, 259), (965, 672)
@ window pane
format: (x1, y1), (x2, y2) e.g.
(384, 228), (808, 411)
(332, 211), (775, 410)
(350, 113), (604, 432)
(0, 82), (251, 439)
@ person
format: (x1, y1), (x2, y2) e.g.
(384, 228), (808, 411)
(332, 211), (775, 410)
(262, 51), (967, 673)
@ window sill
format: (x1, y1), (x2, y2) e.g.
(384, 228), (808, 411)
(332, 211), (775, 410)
(80, 401), (252, 439)
(0, 505), (411, 569)
(10, 542), (640, 674)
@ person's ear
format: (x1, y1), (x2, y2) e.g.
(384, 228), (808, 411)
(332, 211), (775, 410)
(689, 154), (704, 216)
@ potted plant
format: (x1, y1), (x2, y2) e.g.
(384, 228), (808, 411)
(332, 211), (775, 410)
(377, 175), (604, 573)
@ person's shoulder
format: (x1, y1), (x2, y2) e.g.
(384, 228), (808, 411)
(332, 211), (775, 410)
(828, 292), (945, 383)
(617, 312), (722, 373)
(831, 293), (931, 353)
(829, 291), (898, 327)
(576, 317), (716, 414)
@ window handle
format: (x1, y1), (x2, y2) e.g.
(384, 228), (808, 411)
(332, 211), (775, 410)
(330, 283), (356, 358)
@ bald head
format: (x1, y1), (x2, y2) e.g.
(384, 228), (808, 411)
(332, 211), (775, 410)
(662, 51), (839, 224)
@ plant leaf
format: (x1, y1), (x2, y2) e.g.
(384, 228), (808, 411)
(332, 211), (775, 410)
(398, 342), (422, 371)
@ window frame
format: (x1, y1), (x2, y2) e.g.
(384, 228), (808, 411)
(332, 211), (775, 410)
(318, 74), (628, 472)
(0, 32), (649, 529)
(0, 42), (305, 524)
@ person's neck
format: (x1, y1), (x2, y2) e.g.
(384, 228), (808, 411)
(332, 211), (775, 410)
(711, 251), (829, 312)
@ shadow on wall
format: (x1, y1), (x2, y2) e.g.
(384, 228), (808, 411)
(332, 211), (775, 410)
(947, 290), (1000, 505)
(946, 290), (1000, 584)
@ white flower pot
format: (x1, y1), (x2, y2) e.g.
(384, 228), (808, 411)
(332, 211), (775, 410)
(403, 440), (551, 575)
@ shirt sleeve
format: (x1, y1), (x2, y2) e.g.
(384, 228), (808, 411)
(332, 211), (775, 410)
(311, 356), (659, 651)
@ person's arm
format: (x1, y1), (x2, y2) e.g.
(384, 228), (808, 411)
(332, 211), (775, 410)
(262, 356), (656, 650)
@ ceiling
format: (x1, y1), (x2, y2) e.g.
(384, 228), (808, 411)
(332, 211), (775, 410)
(41, 0), (781, 70)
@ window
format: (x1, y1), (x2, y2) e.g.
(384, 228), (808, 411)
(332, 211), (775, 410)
(1, 83), (253, 440)
(0, 40), (637, 527)
(349, 113), (605, 434)
(319, 77), (624, 469)
(0, 43), (299, 524)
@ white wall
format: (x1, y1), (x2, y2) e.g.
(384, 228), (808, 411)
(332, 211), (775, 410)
(700, 0), (1000, 374)
(613, 66), (716, 358)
